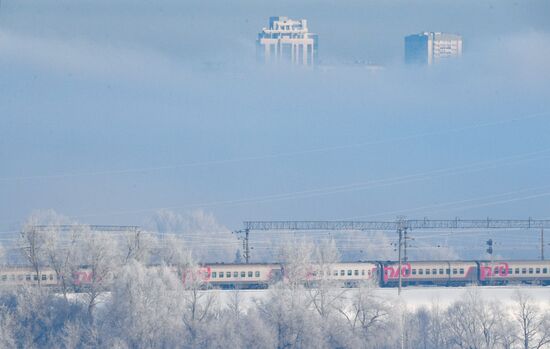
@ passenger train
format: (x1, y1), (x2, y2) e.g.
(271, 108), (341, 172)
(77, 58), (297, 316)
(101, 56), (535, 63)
(1, 260), (550, 289)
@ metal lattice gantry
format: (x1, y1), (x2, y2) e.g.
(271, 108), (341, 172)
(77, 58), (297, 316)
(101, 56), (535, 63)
(242, 218), (550, 231)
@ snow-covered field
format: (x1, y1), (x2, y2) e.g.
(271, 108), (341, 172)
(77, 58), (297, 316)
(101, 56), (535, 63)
(213, 286), (550, 310)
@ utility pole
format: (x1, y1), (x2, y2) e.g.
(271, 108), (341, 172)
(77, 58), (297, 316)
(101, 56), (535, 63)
(397, 216), (406, 296)
(233, 229), (251, 263)
(541, 228), (545, 261)
(243, 228), (250, 264)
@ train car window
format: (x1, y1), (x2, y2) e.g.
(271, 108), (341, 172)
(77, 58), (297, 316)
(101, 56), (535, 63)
(234, 272), (238, 277)
(529, 268), (533, 274)
(536, 268), (540, 274)
(522, 268), (527, 274)
(241, 272), (245, 277)
(340, 270), (345, 276)
(418, 269), (423, 275)
(543, 268), (548, 274)
(26, 275), (31, 281)
(460, 268), (464, 274)
(439, 269), (444, 274)
(354, 270), (359, 276)
(432, 269), (437, 275)
(452, 269), (457, 275)
(255, 271), (260, 277)
(426, 269), (430, 275)
(347, 270), (352, 276)
(211, 272), (217, 278)
(248, 271), (253, 277)
(515, 268), (520, 274)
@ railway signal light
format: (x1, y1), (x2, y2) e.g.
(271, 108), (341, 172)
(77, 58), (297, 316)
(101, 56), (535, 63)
(486, 239), (493, 255)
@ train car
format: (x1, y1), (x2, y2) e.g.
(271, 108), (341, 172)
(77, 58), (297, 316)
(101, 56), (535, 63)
(306, 262), (378, 287)
(0, 267), (58, 287)
(477, 260), (550, 285)
(380, 261), (478, 287)
(205, 263), (281, 289)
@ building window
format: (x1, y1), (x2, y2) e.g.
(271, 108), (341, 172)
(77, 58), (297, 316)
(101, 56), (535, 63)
(543, 268), (548, 274)
(446, 269), (450, 274)
(515, 268), (520, 274)
(49, 274), (54, 280)
(42, 275), (47, 281)
(418, 269), (423, 275)
(347, 270), (352, 276)
(536, 268), (540, 274)
(333, 270), (338, 276)
(211, 272), (217, 278)
(439, 269), (444, 274)
(453, 269), (457, 275)
(255, 271), (260, 277)
(34, 275), (38, 281)
(426, 269), (431, 275)
(522, 268), (527, 274)
(529, 268), (533, 274)
(219, 272), (223, 278)
(432, 269), (437, 275)
(226, 272), (231, 278)
(412, 269), (417, 275)
(241, 272), (245, 277)
(0, 275), (6, 281)
(460, 268), (464, 274)
(248, 271), (253, 277)
(26, 275), (31, 281)
(340, 270), (345, 276)
(354, 270), (359, 276)
(234, 272), (238, 278)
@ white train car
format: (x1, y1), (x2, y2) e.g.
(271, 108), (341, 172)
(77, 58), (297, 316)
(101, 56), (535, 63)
(478, 260), (550, 285)
(381, 261), (477, 286)
(0, 267), (58, 287)
(205, 263), (281, 289)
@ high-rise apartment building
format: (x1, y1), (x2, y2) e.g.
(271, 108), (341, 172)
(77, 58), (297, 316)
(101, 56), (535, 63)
(257, 16), (318, 66)
(405, 32), (463, 64)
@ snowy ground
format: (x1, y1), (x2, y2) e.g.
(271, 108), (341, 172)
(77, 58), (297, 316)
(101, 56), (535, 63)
(212, 286), (550, 310)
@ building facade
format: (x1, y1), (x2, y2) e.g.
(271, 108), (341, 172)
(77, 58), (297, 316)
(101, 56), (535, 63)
(257, 16), (318, 66)
(405, 32), (463, 64)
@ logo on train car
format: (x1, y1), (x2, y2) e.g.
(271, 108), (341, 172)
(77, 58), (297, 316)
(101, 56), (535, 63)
(383, 263), (411, 282)
(73, 270), (93, 285)
(479, 262), (509, 281)
(183, 266), (211, 283)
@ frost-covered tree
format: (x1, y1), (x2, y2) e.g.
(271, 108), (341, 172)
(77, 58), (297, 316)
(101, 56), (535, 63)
(78, 228), (119, 320)
(513, 291), (550, 349)
(150, 209), (237, 262)
(0, 304), (16, 348)
(43, 224), (82, 301)
(444, 288), (506, 349)
(120, 229), (157, 265)
(102, 260), (184, 348)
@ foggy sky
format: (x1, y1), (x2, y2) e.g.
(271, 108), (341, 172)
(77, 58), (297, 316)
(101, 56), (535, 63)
(1, 0), (550, 234)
